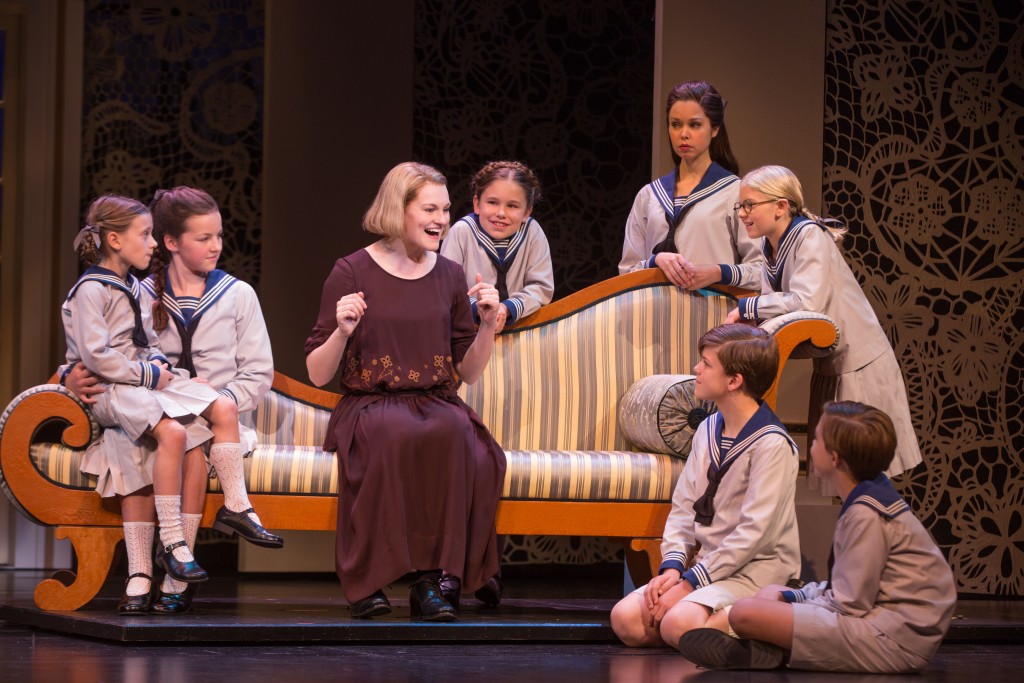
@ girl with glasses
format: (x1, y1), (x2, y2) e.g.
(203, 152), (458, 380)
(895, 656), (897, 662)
(721, 165), (923, 491)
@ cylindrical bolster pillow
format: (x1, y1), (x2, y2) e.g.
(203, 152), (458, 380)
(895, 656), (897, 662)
(618, 374), (716, 458)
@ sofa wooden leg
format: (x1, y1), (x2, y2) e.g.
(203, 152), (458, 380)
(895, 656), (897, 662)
(625, 538), (662, 587)
(33, 526), (122, 611)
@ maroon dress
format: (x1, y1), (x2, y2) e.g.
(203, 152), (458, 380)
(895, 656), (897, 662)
(305, 249), (506, 602)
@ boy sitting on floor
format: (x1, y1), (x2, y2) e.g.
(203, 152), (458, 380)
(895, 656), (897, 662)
(610, 323), (801, 649)
(680, 400), (957, 673)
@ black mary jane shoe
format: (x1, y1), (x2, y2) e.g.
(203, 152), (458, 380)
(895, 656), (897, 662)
(350, 589), (392, 619)
(117, 573), (154, 615)
(150, 583), (198, 615)
(212, 506), (285, 548)
(439, 573), (461, 611)
(474, 573), (503, 607)
(409, 574), (458, 622)
(155, 540), (209, 583)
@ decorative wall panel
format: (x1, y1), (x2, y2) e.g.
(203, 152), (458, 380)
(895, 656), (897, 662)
(825, 0), (1023, 594)
(413, 0), (655, 300)
(81, 0), (265, 286)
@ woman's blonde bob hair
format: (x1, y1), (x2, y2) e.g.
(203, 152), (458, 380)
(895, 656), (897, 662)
(363, 162), (447, 239)
(742, 164), (847, 244)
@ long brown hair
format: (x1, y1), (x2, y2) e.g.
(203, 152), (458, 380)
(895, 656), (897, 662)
(665, 80), (739, 175)
(147, 186), (220, 331)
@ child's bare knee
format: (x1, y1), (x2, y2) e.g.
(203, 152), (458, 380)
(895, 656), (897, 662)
(154, 420), (186, 449)
(611, 596), (648, 646)
(208, 396), (238, 424)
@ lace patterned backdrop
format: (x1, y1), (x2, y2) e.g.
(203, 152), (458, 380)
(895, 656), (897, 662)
(81, 0), (265, 286)
(413, 0), (655, 299)
(824, 0), (1023, 594)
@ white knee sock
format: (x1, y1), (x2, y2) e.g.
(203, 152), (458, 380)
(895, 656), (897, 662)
(154, 495), (193, 563)
(123, 521), (155, 596)
(161, 513), (203, 593)
(209, 442), (260, 524)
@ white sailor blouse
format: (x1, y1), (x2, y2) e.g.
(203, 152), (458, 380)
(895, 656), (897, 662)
(618, 162), (762, 289)
(140, 269), (274, 413)
(659, 402), (801, 590)
(441, 214), (554, 324)
(733, 217), (892, 376)
(61, 266), (170, 388)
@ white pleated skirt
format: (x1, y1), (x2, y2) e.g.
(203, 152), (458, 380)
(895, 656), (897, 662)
(81, 377), (220, 497)
(807, 349), (924, 495)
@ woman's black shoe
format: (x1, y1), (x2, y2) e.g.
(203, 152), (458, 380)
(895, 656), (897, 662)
(212, 506), (285, 548)
(150, 583), (198, 615)
(410, 575), (457, 622)
(474, 574), (503, 607)
(350, 589), (392, 618)
(439, 573), (461, 611)
(155, 541), (209, 583)
(117, 573), (154, 615)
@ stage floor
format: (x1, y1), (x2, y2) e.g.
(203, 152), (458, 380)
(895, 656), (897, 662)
(2, 569), (1023, 682)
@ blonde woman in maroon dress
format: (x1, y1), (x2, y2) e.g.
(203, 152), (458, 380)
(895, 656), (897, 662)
(305, 162), (506, 621)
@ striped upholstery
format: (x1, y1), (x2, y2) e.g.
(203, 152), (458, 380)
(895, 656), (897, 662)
(27, 445), (683, 502)
(459, 284), (730, 451)
(16, 282), (732, 504)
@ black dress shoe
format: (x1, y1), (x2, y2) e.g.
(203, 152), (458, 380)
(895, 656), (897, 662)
(439, 573), (461, 611)
(212, 506), (285, 548)
(678, 628), (785, 670)
(409, 574), (457, 622)
(117, 573), (154, 615)
(155, 541), (209, 583)
(350, 589), (392, 619)
(150, 583), (198, 615)
(474, 573), (503, 607)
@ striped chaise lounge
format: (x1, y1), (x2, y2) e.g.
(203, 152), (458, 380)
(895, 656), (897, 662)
(0, 269), (837, 610)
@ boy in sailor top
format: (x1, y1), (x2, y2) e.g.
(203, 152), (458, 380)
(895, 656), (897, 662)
(441, 160), (553, 332)
(610, 324), (801, 650)
(680, 401), (957, 673)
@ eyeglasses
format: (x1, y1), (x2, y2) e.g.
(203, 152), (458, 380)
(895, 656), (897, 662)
(733, 198), (779, 214)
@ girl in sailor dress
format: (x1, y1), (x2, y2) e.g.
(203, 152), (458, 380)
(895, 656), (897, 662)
(62, 195), (240, 613)
(618, 80), (762, 290)
(142, 186), (283, 612)
(722, 165), (923, 490)
(440, 160), (554, 333)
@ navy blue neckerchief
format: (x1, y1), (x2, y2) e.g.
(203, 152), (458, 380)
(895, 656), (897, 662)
(142, 269), (237, 377)
(651, 162), (739, 254)
(67, 265), (148, 348)
(764, 217), (838, 292)
(692, 401), (797, 525)
(826, 474), (909, 582)
(464, 213), (533, 301)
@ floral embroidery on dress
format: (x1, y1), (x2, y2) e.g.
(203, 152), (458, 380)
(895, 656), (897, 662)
(344, 353), (452, 389)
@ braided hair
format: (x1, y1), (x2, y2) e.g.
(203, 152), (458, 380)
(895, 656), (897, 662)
(76, 196), (150, 268)
(147, 187), (220, 331)
(470, 160), (542, 209)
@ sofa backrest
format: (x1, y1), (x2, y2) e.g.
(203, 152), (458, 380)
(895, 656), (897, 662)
(458, 279), (731, 452)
